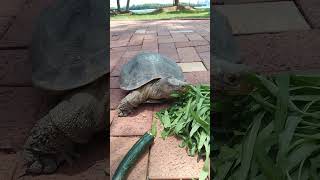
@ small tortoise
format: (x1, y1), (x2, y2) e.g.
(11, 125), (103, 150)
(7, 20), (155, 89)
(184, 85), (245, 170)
(22, 0), (108, 175)
(117, 52), (188, 117)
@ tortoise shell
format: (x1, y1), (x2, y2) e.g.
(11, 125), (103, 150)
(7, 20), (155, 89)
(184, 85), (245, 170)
(119, 52), (184, 91)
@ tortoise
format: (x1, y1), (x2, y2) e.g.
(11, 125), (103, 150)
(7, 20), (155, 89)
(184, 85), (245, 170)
(212, 9), (253, 95)
(21, 0), (108, 175)
(117, 52), (188, 117)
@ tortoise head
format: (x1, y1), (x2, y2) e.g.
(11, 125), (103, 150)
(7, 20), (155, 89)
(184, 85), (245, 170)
(158, 77), (189, 94)
(212, 58), (253, 95)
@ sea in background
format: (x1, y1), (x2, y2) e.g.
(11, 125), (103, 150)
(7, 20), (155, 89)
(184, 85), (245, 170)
(130, 5), (209, 14)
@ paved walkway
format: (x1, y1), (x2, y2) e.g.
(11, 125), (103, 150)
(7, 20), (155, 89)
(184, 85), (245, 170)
(109, 20), (210, 179)
(214, 0), (320, 73)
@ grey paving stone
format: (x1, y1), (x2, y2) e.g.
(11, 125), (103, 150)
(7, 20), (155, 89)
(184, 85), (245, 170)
(214, 1), (310, 34)
(295, 0), (320, 28)
(236, 30), (320, 73)
(177, 62), (207, 72)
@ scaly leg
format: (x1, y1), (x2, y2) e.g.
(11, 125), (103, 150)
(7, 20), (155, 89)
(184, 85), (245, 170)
(22, 77), (107, 174)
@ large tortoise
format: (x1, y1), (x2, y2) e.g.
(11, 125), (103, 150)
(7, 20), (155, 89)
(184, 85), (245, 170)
(21, 0), (108, 175)
(212, 9), (253, 95)
(117, 52), (188, 117)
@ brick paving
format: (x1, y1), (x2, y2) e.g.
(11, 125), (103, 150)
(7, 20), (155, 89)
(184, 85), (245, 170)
(110, 19), (210, 179)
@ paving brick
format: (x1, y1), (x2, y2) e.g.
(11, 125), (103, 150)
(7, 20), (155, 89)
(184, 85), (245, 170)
(0, 17), (11, 38)
(127, 45), (142, 51)
(0, 0), (55, 47)
(236, 30), (320, 73)
(110, 76), (120, 89)
(142, 39), (158, 52)
(157, 35), (174, 44)
(110, 88), (127, 109)
(144, 34), (157, 40)
(178, 62), (207, 72)
(0, 153), (17, 180)
(214, 1), (310, 34)
(110, 137), (149, 180)
(186, 33), (205, 41)
(195, 45), (210, 53)
(129, 35), (144, 46)
(157, 30), (170, 36)
(222, 0), (278, 3)
(177, 47), (202, 62)
(0, 50), (32, 86)
(148, 120), (204, 179)
(172, 34), (189, 42)
(295, 0), (320, 28)
(159, 43), (179, 62)
(110, 106), (153, 136)
(0, 0), (24, 16)
(175, 41), (192, 48)
(0, 87), (44, 151)
(110, 110), (116, 124)
(111, 57), (129, 77)
(135, 29), (146, 34)
(110, 40), (129, 48)
(185, 71), (210, 85)
(199, 52), (210, 70)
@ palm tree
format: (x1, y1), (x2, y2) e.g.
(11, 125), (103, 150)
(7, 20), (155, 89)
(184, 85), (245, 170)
(126, 0), (130, 12)
(117, 0), (120, 12)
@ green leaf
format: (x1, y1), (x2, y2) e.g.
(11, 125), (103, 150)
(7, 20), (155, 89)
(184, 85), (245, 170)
(274, 73), (290, 133)
(238, 111), (264, 180)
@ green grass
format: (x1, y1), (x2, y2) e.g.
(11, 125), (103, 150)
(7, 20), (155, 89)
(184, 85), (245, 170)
(111, 9), (210, 21)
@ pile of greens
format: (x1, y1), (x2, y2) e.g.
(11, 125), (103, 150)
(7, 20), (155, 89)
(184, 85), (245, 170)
(156, 84), (210, 180)
(213, 73), (320, 180)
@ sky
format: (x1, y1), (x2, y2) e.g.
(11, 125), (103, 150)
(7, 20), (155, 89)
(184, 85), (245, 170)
(110, 0), (208, 8)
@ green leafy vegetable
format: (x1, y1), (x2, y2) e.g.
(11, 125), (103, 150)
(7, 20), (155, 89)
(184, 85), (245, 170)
(156, 84), (210, 180)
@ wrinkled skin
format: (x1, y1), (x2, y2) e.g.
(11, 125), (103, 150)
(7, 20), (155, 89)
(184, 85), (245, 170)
(212, 58), (253, 95)
(117, 77), (188, 117)
(22, 76), (108, 175)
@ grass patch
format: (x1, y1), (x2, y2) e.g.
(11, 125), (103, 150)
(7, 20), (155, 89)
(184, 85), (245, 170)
(111, 9), (210, 21)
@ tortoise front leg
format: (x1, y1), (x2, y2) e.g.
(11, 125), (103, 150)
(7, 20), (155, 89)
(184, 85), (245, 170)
(117, 89), (148, 117)
(22, 78), (107, 175)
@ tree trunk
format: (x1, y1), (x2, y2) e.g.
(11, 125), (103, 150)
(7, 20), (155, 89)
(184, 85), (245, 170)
(126, 0), (130, 12)
(117, 0), (120, 12)
(174, 0), (179, 6)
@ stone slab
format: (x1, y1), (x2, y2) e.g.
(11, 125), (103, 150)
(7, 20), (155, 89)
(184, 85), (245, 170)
(110, 137), (149, 180)
(295, 0), (320, 28)
(148, 120), (204, 179)
(177, 47), (202, 62)
(0, 153), (17, 180)
(0, 50), (31, 86)
(0, 0), (55, 47)
(214, 1), (310, 34)
(177, 62), (207, 72)
(159, 43), (179, 62)
(236, 29), (320, 73)
(110, 106), (153, 136)
(0, 87), (44, 151)
(0, 0), (24, 16)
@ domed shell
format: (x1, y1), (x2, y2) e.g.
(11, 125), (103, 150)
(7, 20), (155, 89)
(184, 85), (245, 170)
(120, 52), (184, 91)
(31, 0), (108, 91)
